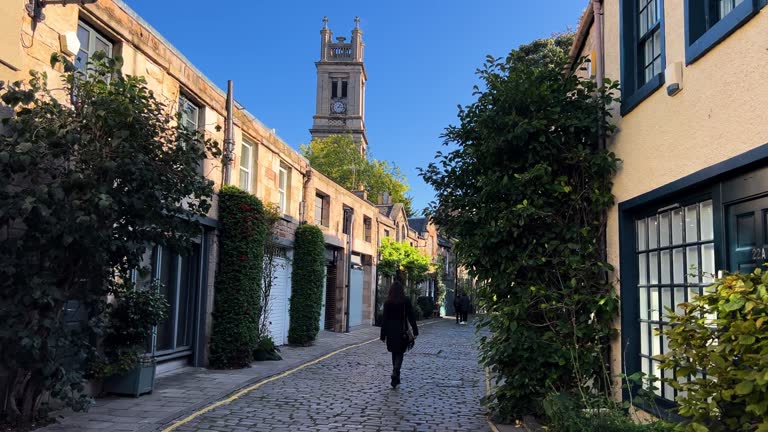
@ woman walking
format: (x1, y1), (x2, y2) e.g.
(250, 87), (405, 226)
(379, 280), (419, 388)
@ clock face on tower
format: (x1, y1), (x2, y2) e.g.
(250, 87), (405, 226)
(331, 100), (346, 114)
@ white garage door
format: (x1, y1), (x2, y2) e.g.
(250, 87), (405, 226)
(267, 256), (291, 346)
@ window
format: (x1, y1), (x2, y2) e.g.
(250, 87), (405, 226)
(342, 207), (352, 235)
(363, 216), (372, 242)
(178, 95), (200, 131)
(239, 141), (253, 192)
(620, 0), (665, 115)
(635, 199), (715, 402)
(75, 21), (113, 73)
(384, 229), (390, 238)
(278, 165), (288, 214)
(315, 192), (329, 227)
(685, 0), (760, 64)
(331, 79), (348, 99)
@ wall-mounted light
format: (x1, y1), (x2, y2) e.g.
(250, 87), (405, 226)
(26, 0), (98, 23)
(59, 31), (80, 56)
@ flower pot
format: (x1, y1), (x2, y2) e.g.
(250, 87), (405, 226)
(103, 362), (156, 397)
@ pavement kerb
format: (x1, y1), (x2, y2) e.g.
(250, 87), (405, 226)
(157, 319), (442, 432)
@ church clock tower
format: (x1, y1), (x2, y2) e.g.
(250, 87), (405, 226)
(310, 17), (368, 155)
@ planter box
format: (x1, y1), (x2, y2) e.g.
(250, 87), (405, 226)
(103, 363), (156, 397)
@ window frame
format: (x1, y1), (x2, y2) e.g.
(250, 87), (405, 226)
(619, 0), (666, 116)
(315, 191), (329, 227)
(684, 0), (761, 64)
(239, 140), (253, 192)
(278, 165), (288, 215)
(363, 216), (372, 243)
(75, 20), (113, 74)
(178, 94), (200, 132)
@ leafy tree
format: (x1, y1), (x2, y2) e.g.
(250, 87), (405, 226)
(287, 224), (325, 345)
(301, 135), (414, 215)
(378, 237), (431, 299)
(0, 53), (219, 425)
(209, 186), (267, 368)
(420, 34), (621, 419)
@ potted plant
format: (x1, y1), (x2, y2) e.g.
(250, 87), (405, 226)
(92, 281), (168, 397)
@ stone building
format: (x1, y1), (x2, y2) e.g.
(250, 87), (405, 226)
(570, 0), (768, 411)
(0, 0), (447, 376)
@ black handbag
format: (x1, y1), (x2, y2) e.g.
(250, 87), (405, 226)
(402, 302), (415, 351)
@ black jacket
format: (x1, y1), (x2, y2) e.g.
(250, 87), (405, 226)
(380, 298), (419, 353)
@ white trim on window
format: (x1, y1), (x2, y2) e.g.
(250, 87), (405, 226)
(75, 20), (113, 73)
(278, 165), (288, 214)
(239, 141), (252, 192)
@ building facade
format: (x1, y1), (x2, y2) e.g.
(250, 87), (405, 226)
(0, 0), (448, 376)
(571, 0), (768, 410)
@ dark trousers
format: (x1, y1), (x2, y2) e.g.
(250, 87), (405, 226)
(461, 311), (468, 322)
(391, 352), (404, 376)
(455, 310), (460, 323)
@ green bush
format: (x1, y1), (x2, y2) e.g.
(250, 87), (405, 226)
(91, 282), (168, 378)
(288, 224), (325, 345)
(413, 303), (424, 321)
(543, 393), (673, 432)
(420, 34), (620, 420)
(659, 268), (768, 431)
(253, 335), (281, 362)
(209, 186), (267, 368)
(417, 296), (434, 319)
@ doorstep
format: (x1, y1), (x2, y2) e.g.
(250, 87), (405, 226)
(38, 325), (382, 432)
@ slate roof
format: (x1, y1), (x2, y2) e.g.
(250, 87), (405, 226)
(408, 217), (427, 234)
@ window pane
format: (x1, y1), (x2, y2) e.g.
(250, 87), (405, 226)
(640, 322), (649, 354)
(240, 144), (251, 169)
(661, 250), (671, 283)
(687, 246), (700, 283)
(650, 252), (659, 284)
(672, 209), (684, 245)
(700, 200), (714, 240)
(315, 195), (323, 224)
(650, 287), (660, 321)
(648, 216), (659, 249)
(637, 219), (648, 251)
(702, 243), (715, 284)
(77, 24), (90, 51)
(660, 212), (670, 247)
(639, 253), (648, 285)
(94, 36), (111, 56)
(331, 79), (338, 99)
(673, 248), (685, 284)
(239, 168), (249, 191)
(661, 288), (673, 319)
(75, 50), (88, 72)
(686, 205), (699, 242)
(640, 287), (649, 320)
(652, 327), (661, 355)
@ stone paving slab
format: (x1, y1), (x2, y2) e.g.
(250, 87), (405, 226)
(40, 325), (388, 432)
(169, 319), (490, 432)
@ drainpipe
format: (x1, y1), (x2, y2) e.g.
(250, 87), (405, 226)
(593, 0), (606, 153)
(301, 168), (313, 223)
(222, 80), (234, 186)
(344, 208), (354, 332)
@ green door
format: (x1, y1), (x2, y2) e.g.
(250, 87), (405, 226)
(727, 196), (768, 274)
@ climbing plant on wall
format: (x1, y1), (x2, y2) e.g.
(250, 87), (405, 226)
(287, 224), (326, 345)
(209, 186), (267, 368)
(420, 34), (621, 420)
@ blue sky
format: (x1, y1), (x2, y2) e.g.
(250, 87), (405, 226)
(125, 0), (586, 215)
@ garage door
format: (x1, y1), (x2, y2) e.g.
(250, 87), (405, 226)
(348, 267), (364, 327)
(267, 256), (291, 346)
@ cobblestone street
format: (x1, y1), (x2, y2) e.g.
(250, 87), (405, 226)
(169, 319), (489, 432)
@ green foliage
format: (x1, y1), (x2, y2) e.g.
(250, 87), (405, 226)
(417, 296), (435, 319)
(378, 237), (431, 283)
(301, 135), (414, 215)
(209, 186), (267, 368)
(91, 282), (168, 378)
(420, 34), (621, 420)
(260, 203), (282, 338)
(288, 224), (325, 345)
(543, 393), (674, 432)
(413, 303), (424, 321)
(0, 53), (218, 425)
(658, 268), (768, 431)
(253, 334), (282, 362)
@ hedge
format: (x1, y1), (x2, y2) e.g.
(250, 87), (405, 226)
(417, 296), (435, 319)
(209, 186), (267, 368)
(288, 224), (326, 345)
